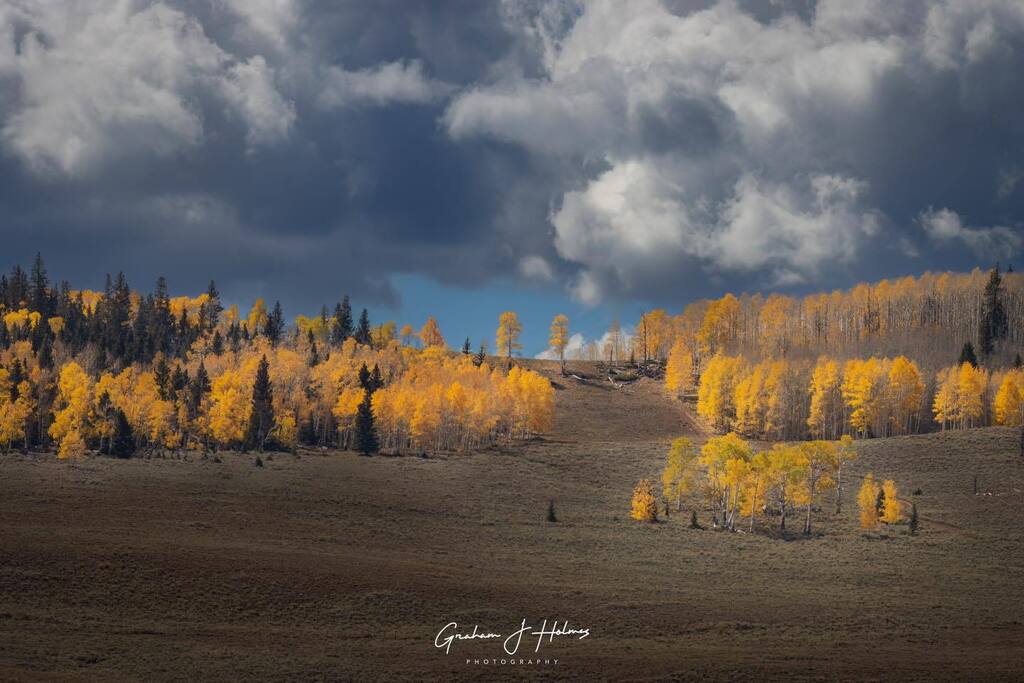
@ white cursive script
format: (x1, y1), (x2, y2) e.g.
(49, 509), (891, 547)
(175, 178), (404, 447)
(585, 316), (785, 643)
(434, 619), (590, 656)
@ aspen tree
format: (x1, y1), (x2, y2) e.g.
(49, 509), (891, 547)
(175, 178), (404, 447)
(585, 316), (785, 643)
(548, 314), (570, 374)
(630, 479), (658, 523)
(857, 474), (880, 529)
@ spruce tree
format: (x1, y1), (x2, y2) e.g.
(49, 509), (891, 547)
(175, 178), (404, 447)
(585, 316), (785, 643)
(202, 280), (223, 332)
(474, 342), (487, 367)
(245, 355), (275, 452)
(265, 301), (284, 346)
(154, 357), (171, 400)
(909, 503), (918, 536)
(959, 342), (978, 368)
(354, 390), (379, 455)
(978, 265), (1008, 357)
(358, 362), (371, 391)
(332, 296), (353, 346)
(111, 409), (135, 459)
(211, 329), (224, 356)
(30, 253), (51, 317)
(547, 500), (557, 523)
(355, 308), (371, 346)
(462, 337), (472, 355)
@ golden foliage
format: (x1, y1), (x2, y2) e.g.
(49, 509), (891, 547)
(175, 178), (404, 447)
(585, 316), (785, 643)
(630, 479), (658, 522)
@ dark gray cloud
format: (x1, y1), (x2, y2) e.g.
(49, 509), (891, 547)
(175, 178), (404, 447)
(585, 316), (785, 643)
(0, 0), (1022, 315)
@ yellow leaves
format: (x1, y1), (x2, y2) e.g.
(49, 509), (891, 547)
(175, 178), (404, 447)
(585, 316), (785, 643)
(548, 314), (569, 362)
(880, 479), (902, 525)
(662, 436), (697, 504)
(664, 339), (694, 397)
(47, 316), (64, 336)
(630, 479), (658, 522)
(419, 317), (446, 348)
(697, 293), (740, 356)
(808, 356), (841, 439)
(367, 348), (552, 453)
(994, 370), (1024, 426)
(496, 311), (522, 359)
(3, 308), (40, 331)
(246, 298), (268, 334)
(49, 362), (92, 456)
(933, 362), (989, 430)
(696, 354), (744, 430)
(857, 473), (880, 529)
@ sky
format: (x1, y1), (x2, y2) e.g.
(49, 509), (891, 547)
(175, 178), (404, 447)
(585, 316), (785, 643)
(1, 0), (1023, 356)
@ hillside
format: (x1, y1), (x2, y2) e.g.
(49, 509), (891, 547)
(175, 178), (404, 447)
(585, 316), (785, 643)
(2, 361), (1023, 681)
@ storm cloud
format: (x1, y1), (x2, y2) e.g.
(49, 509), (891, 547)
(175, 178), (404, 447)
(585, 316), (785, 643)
(0, 0), (1022, 313)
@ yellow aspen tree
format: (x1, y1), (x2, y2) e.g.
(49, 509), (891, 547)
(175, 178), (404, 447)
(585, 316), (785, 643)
(630, 479), (658, 522)
(994, 370), (1024, 425)
(399, 324), (414, 346)
(496, 311), (522, 365)
(246, 298), (268, 334)
(886, 356), (924, 435)
(956, 362), (989, 429)
(880, 479), (902, 525)
(700, 433), (753, 529)
(932, 366), (959, 430)
(662, 436), (697, 510)
(697, 354), (744, 431)
(419, 317), (446, 348)
(664, 338), (695, 397)
(733, 362), (767, 437)
(49, 362), (93, 459)
(857, 473), (881, 529)
(548, 314), (570, 373)
(807, 357), (842, 439)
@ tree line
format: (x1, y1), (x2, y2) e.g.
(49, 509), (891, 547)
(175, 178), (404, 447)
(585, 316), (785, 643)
(0, 255), (553, 457)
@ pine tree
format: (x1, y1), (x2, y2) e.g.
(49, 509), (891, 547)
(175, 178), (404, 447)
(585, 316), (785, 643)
(474, 342), (487, 367)
(354, 390), (378, 455)
(1015, 353), (1022, 369)
(332, 296), (353, 346)
(202, 280), (223, 332)
(547, 500), (557, 523)
(265, 301), (284, 346)
(111, 409), (135, 459)
(211, 329), (224, 355)
(978, 265), (1008, 357)
(355, 308), (372, 346)
(30, 252), (51, 317)
(909, 503), (918, 536)
(245, 355), (275, 452)
(462, 337), (472, 355)
(959, 342), (978, 368)
(154, 356), (171, 400)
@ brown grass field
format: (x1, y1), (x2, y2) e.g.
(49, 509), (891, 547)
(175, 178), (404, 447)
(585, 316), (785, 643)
(2, 359), (1024, 681)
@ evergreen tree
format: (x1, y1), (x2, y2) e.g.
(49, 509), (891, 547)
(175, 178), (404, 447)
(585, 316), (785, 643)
(37, 336), (53, 370)
(228, 322), (242, 354)
(547, 500), (557, 523)
(355, 308), (372, 345)
(245, 355), (275, 452)
(111, 409), (135, 459)
(201, 280), (223, 332)
(171, 365), (189, 398)
(154, 356), (171, 400)
(358, 362), (371, 391)
(332, 296), (353, 346)
(909, 503), (918, 536)
(474, 342), (487, 368)
(265, 301), (284, 346)
(211, 329), (224, 356)
(1016, 352), (1023, 369)
(0, 318), (8, 350)
(959, 341), (978, 368)
(354, 389), (379, 455)
(307, 330), (320, 367)
(188, 361), (211, 418)
(30, 252), (51, 317)
(978, 265), (1009, 357)
(369, 364), (383, 392)
(462, 337), (472, 355)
